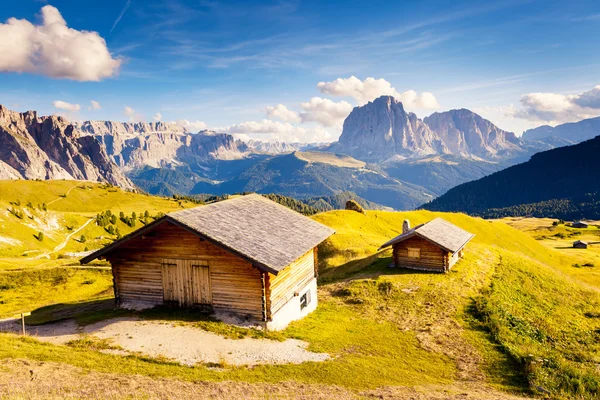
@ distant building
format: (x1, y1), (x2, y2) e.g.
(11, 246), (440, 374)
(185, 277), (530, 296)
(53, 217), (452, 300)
(573, 221), (589, 229)
(573, 240), (588, 249)
(379, 218), (475, 273)
(81, 194), (335, 331)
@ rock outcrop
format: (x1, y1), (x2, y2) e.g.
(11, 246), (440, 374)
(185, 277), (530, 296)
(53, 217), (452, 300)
(424, 109), (522, 159)
(0, 105), (134, 189)
(330, 96), (446, 161)
(78, 120), (250, 171)
(330, 96), (526, 162)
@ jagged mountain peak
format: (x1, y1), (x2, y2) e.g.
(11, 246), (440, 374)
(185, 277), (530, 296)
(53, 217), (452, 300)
(0, 105), (134, 188)
(331, 95), (524, 162)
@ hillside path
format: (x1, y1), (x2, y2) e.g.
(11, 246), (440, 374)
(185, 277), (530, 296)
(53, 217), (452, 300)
(34, 218), (94, 259)
(47, 184), (79, 206)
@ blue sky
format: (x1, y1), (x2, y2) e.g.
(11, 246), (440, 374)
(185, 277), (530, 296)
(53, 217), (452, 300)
(1, 0), (599, 142)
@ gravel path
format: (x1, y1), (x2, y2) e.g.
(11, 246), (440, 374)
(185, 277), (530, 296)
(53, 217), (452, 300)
(0, 317), (330, 366)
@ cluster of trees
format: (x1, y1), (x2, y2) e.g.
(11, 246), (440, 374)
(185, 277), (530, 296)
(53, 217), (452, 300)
(262, 194), (320, 216)
(479, 195), (600, 220)
(172, 194), (205, 205)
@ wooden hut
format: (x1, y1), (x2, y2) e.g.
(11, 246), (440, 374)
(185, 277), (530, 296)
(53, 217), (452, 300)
(379, 218), (474, 273)
(81, 194), (335, 330)
(573, 240), (588, 249)
(572, 221), (589, 229)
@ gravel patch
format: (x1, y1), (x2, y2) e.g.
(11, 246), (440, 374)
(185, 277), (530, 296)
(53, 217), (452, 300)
(0, 317), (330, 366)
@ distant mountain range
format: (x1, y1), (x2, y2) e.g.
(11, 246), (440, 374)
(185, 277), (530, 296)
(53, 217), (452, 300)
(0, 105), (133, 189)
(522, 116), (600, 144)
(1, 98), (598, 212)
(422, 136), (600, 219)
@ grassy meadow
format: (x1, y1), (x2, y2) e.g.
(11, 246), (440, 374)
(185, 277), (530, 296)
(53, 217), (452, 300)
(2, 181), (600, 398)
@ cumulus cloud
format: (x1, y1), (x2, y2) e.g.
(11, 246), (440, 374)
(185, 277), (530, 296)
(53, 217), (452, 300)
(89, 100), (101, 111)
(299, 97), (353, 127)
(0, 6), (121, 81)
(153, 112), (162, 122)
(265, 104), (301, 123)
(222, 119), (332, 143)
(515, 85), (600, 124)
(176, 119), (208, 132)
(317, 76), (439, 108)
(52, 100), (80, 112)
(123, 106), (143, 122)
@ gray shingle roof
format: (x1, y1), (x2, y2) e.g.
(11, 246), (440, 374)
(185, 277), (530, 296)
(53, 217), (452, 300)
(379, 217), (474, 253)
(81, 194), (334, 274)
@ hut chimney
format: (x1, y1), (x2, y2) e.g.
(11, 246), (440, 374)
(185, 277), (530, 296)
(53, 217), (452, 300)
(403, 219), (411, 233)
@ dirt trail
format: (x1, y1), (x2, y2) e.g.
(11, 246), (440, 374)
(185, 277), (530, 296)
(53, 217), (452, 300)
(34, 218), (94, 260)
(46, 184), (79, 206)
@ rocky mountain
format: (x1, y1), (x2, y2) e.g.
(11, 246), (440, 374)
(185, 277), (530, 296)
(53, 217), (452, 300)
(422, 135), (600, 219)
(77, 121), (249, 171)
(423, 109), (522, 159)
(329, 96), (445, 161)
(329, 96), (529, 162)
(0, 105), (134, 189)
(522, 116), (600, 144)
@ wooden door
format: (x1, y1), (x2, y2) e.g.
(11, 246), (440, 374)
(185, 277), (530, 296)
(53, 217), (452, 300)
(161, 259), (212, 306)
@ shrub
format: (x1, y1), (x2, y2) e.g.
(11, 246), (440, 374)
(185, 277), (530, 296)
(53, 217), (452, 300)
(345, 199), (365, 214)
(79, 235), (87, 243)
(35, 232), (44, 242)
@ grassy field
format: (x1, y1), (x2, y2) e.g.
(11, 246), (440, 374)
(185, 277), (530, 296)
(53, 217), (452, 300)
(2, 181), (600, 398)
(295, 151), (367, 168)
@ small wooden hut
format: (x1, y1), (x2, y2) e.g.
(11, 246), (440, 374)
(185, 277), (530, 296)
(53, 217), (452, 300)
(572, 221), (589, 229)
(81, 194), (335, 330)
(379, 218), (474, 273)
(573, 240), (588, 249)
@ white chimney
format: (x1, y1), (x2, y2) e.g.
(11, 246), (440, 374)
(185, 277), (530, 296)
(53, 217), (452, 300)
(403, 219), (411, 233)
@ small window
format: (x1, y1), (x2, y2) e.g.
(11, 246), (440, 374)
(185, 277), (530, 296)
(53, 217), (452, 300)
(300, 290), (311, 310)
(407, 248), (420, 259)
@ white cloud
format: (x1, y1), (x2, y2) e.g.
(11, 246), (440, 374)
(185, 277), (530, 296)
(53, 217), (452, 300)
(153, 112), (162, 122)
(175, 119), (208, 132)
(0, 6), (121, 81)
(52, 100), (80, 112)
(299, 97), (353, 127)
(515, 85), (600, 124)
(89, 100), (101, 111)
(123, 106), (143, 122)
(265, 104), (301, 123)
(222, 119), (332, 143)
(317, 75), (439, 108)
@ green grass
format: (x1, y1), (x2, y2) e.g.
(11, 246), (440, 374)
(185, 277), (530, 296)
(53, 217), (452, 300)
(0, 268), (113, 318)
(2, 181), (600, 397)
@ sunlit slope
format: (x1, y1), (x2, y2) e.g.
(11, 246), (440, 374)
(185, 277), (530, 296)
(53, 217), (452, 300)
(313, 210), (600, 398)
(0, 180), (195, 260)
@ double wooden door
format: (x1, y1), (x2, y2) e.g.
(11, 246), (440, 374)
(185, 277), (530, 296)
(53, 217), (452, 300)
(161, 259), (212, 306)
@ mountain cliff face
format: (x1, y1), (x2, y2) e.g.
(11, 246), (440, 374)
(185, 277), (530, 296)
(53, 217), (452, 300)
(0, 105), (134, 189)
(330, 96), (445, 161)
(77, 120), (249, 171)
(522, 116), (600, 144)
(424, 109), (522, 159)
(331, 96), (527, 162)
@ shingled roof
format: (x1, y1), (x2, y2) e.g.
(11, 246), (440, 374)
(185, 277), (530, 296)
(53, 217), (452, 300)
(379, 217), (474, 253)
(81, 194), (335, 274)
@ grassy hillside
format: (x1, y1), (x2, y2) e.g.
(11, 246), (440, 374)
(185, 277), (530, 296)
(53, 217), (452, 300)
(2, 181), (600, 398)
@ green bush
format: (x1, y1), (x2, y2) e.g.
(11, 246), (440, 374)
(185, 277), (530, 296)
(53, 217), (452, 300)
(345, 199), (365, 214)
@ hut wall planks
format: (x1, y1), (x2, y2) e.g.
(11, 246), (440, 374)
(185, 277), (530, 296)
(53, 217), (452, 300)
(393, 236), (447, 272)
(268, 249), (316, 318)
(107, 221), (264, 319)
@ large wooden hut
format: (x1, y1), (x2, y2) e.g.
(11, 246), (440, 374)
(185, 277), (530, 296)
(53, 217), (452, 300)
(81, 194), (335, 330)
(573, 240), (588, 249)
(572, 221), (589, 229)
(379, 218), (474, 273)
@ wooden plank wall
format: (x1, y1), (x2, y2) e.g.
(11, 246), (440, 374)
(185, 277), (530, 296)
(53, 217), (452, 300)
(267, 249), (315, 318)
(107, 222), (264, 320)
(393, 236), (446, 272)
